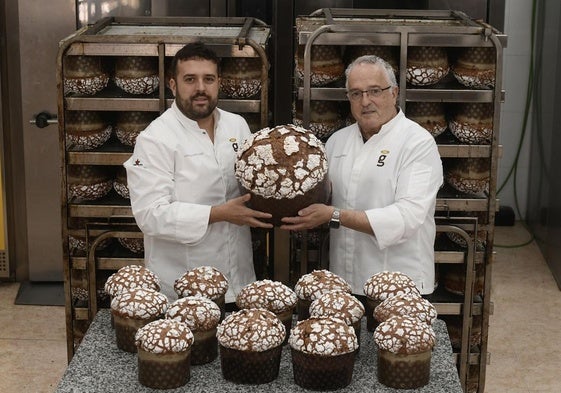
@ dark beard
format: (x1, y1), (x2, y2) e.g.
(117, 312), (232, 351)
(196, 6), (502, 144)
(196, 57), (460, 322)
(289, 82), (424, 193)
(176, 93), (217, 120)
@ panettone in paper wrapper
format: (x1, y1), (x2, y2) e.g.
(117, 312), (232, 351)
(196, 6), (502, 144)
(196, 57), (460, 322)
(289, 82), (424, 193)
(374, 315), (436, 389)
(135, 319), (194, 389)
(216, 309), (285, 384)
(289, 316), (358, 391)
(166, 296), (221, 365)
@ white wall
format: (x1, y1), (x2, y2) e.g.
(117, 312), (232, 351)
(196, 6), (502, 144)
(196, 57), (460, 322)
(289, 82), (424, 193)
(498, 0), (534, 219)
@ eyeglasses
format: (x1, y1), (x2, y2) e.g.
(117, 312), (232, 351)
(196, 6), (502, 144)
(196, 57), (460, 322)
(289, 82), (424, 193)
(347, 86), (392, 102)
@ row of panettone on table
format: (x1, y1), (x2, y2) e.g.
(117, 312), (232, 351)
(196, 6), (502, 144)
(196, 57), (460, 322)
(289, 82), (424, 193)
(102, 264), (439, 390)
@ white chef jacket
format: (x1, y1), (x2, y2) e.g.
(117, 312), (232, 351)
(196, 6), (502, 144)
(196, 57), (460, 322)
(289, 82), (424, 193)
(123, 102), (255, 302)
(326, 110), (443, 295)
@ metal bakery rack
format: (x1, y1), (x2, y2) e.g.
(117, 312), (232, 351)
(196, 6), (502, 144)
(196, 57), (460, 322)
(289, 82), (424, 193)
(291, 8), (506, 393)
(57, 16), (271, 359)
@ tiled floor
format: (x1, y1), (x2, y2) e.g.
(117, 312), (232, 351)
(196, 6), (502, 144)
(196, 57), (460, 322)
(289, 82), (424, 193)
(0, 222), (559, 392)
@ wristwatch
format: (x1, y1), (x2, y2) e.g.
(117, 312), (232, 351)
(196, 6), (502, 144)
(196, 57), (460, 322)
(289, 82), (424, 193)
(329, 208), (341, 229)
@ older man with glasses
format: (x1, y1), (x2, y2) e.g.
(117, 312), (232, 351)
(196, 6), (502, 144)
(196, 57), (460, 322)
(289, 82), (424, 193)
(281, 55), (443, 299)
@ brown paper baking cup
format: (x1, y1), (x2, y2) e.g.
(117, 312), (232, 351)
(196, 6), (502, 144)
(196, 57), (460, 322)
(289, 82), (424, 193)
(219, 344), (282, 384)
(365, 298), (381, 332)
(291, 349), (356, 391)
(191, 329), (218, 365)
(213, 294), (226, 322)
(352, 319), (362, 350)
(137, 348), (191, 389)
(297, 299), (312, 321)
(112, 313), (159, 353)
(377, 349), (431, 389)
(277, 308), (294, 345)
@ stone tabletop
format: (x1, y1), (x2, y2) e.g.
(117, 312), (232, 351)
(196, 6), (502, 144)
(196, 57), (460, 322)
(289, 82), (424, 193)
(56, 309), (462, 393)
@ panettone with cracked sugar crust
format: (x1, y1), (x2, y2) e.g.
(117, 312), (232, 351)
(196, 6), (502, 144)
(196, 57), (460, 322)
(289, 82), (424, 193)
(65, 111), (112, 151)
(343, 45), (399, 74)
(235, 124), (329, 226)
(111, 287), (168, 353)
(292, 100), (344, 140)
(114, 56), (159, 95)
(63, 55), (109, 95)
(115, 111), (157, 146)
(236, 280), (297, 344)
(294, 269), (352, 320)
(407, 46), (450, 86)
(452, 47), (496, 89)
(104, 265), (160, 298)
(374, 292), (437, 325)
(67, 217), (113, 255)
(289, 316), (358, 390)
(216, 308), (285, 384)
(374, 315), (436, 389)
(174, 266), (228, 320)
(449, 102), (493, 144)
(309, 290), (365, 346)
(113, 166), (129, 199)
(135, 318), (194, 389)
(117, 237), (144, 254)
(220, 57), (262, 98)
(166, 296), (221, 365)
(363, 271), (420, 331)
(445, 158), (490, 195)
(295, 45), (345, 87)
(405, 102), (448, 138)
(67, 165), (113, 201)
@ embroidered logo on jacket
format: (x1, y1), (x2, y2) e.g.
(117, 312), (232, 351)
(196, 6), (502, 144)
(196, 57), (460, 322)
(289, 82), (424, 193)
(229, 137), (238, 152)
(377, 150), (390, 167)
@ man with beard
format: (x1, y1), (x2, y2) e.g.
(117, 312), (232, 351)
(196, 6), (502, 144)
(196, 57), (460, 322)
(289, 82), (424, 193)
(124, 42), (272, 302)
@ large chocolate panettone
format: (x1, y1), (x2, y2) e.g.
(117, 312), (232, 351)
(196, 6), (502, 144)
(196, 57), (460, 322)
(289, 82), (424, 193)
(452, 47), (496, 89)
(407, 46), (449, 86)
(220, 57), (262, 98)
(445, 158), (490, 195)
(405, 102), (448, 138)
(235, 124), (329, 226)
(295, 45), (345, 87)
(449, 103), (493, 145)
(292, 100), (344, 141)
(63, 55), (109, 95)
(65, 111), (112, 151)
(114, 56), (159, 95)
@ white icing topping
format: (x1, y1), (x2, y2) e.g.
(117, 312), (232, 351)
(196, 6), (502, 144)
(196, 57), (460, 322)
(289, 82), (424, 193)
(174, 266), (228, 300)
(216, 309), (285, 352)
(309, 290), (365, 325)
(111, 288), (168, 319)
(283, 135), (299, 155)
(288, 316), (358, 355)
(166, 296), (221, 331)
(104, 265), (160, 297)
(374, 293), (437, 325)
(294, 269), (351, 301)
(363, 271), (420, 301)
(235, 279), (297, 313)
(135, 319), (194, 354)
(374, 315), (436, 354)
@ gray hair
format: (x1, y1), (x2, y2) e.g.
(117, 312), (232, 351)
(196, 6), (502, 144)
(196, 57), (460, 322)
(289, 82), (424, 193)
(345, 55), (397, 90)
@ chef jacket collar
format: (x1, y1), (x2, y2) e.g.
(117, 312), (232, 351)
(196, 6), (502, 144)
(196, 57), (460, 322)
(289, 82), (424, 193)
(357, 108), (404, 143)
